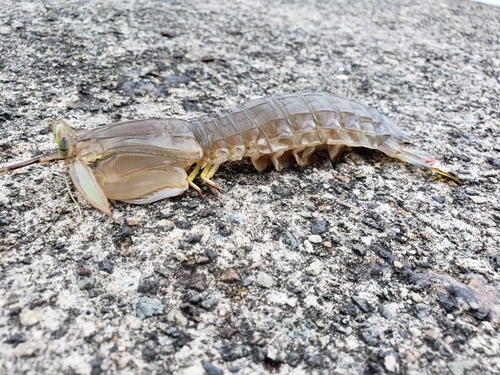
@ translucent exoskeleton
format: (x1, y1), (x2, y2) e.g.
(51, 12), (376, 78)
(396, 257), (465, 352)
(0, 91), (460, 217)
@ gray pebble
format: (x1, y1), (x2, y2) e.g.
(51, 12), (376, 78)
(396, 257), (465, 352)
(432, 196), (445, 204)
(121, 271), (141, 292)
(78, 276), (95, 290)
(469, 196), (487, 204)
(298, 211), (314, 219)
(447, 360), (478, 375)
(305, 260), (323, 276)
(415, 303), (431, 319)
(155, 264), (170, 278)
(92, 334), (104, 343)
(322, 193), (335, 200)
(186, 200), (199, 208)
(221, 210), (246, 224)
(166, 309), (188, 326)
(304, 353), (323, 368)
(333, 323), (348, 334)
(188, 293), (202, 304)
(378, 304), (393, 320)
(132, 297), (164, 320)
(281, 231), (299, 251)
(462, 113), (474, 122)
(308, 234), (322, 244)
(201, 297), (218, 310)
(254, 272), (276, 288)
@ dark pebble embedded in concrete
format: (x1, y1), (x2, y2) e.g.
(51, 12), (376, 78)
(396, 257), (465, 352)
(472, 307), (490, 321)
(117, 226), (131, 237)
(219, 327), (237, 339)
(77, 266), (91, 276)
(464, 188), (478, 196)
(272, 185), (293, 198)
(142, 347), (158, 362)
(159, 211), (175, 219)
(310, 220), (328, 235)
(221, 344), (250, 361)
(163, 326), (181, 337)
(351, 295), (372, 312)
(251, 346), (265, 361)
(175, 218), (191, 229)
(187, 293), (202, 304)
(202, 361), (223, 375)
(281, 231), (299, 251)
(352, 243), (367, 256)
(358, 323), (382, 347)
(287, 284), (304, 294)
(304, 353), (323, 368)
(378, 304), (393, 320)
(219, 267), (241, 282)
(99, 261), (114, 273)
(186, 234), (202, 244)
(186, 274), (208, 291)
(138, 280), (159, 295)
(5, 332), (26, 344)
(339, 303), (358, 316)
(161, 30), (177, 38)
(432, 196), (445, 204)
(333, 323), (348, 334)
(437, 292), (456, 312)
(201, 55), (215, 62)
(205, 249), (217, 261)
(287, 352), (301, 367)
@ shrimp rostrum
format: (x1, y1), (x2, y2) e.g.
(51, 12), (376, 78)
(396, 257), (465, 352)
(1, 91), (459, 217)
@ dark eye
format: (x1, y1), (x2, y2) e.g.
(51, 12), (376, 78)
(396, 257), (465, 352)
(58, 136), (71, 157)
(59, 136), (69, 151)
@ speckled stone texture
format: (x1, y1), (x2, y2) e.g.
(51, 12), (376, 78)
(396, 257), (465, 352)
(0, 0), (499, 374)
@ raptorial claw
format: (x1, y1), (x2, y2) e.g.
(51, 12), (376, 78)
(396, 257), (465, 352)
(69, 158), (112, 217)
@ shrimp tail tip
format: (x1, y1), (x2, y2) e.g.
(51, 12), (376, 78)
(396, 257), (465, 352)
(429, 166), (463, 185)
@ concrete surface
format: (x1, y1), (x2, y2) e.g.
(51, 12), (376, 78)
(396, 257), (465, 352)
(0, 0), (499, 374)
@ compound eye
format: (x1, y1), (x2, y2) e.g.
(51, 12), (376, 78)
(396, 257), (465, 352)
(57, 135), (71, 158)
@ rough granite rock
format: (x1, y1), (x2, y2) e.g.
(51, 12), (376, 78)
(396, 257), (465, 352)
(0, 0), (499, 374)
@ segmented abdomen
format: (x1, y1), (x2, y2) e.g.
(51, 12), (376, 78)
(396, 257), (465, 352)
(189, 91), (413, 171)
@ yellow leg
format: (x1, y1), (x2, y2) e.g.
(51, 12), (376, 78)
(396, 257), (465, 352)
(200, 164), (223, 194)
(188, 162), (202, 182)
(188, 163), (203, 197)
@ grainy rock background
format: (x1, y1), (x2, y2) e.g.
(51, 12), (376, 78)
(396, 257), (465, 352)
(0, 0), (499, 374)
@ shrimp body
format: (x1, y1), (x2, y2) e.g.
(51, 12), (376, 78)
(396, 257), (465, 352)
(191, 91), (425, 173)
(1, 91), (458, 217)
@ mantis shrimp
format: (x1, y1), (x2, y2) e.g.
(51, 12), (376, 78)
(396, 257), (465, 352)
(0, 91), (459, 217)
